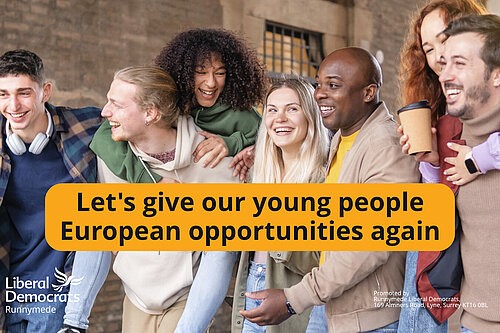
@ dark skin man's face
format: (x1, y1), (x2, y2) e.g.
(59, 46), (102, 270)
(314, 52), (373, 136)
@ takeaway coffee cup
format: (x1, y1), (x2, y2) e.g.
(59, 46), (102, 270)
(397, 100), (432, 155)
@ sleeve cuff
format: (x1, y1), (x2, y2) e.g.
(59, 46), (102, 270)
(472, 138), (499, 173)
(419, 162), (440, 183)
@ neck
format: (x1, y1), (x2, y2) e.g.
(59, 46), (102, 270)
(280, 148), (299, 181)
(134, 125), (177, 154)
(461, 99), (500, 144)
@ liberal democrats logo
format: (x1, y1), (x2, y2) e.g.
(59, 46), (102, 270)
(52, 267), (84, 292)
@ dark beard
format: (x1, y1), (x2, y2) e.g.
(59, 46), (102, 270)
(447, 82), (490, 120)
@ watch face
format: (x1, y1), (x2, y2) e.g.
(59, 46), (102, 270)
(465, 158), (478, 174)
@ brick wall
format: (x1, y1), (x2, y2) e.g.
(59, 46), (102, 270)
(0, 0), (222, 108)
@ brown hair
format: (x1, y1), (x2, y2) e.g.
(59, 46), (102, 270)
(399, 0), (486, 124)
(114, 66), (179, 128)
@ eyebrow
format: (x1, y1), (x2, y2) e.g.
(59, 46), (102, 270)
(267, 102), (300, 108)
(326, 75), (343, 81)
(0, 87), (33, 93)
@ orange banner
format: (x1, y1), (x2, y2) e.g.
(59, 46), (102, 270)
(46, 183), (455, 251)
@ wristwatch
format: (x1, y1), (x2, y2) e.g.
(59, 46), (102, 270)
(464, 151), (479, 174)
(286, 301), (296, 315)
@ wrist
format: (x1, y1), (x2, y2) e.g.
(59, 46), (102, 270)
(286, 300), (296, 315)
(465, 151), (481, 174)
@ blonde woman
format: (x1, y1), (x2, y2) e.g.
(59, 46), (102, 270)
(175, 77), (329, 333)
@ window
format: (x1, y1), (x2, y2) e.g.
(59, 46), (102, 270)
(258, 21), (324, 82)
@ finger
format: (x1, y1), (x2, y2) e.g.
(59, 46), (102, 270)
(399, 134), (408, 146)
(210, 151), (226, 168)
(446, 173), (461, 182)
(397, 125), (403, 134)
(229, 154), (241, 168)
(245, 291), (267, 300)
(453, 178), (466, 186)
(203, 150), (217, 168)
(193, 141), (212, 162)
(444, 157), (457, 166)
(240, 166), (249, 182)
(232, 160), (244, 177)
(198, 131), (214, 139)
(402, 143), (410, 154)
(447, 142), (459, 152)
(443, 167), (456, 175)
(431, 127), (437, 135)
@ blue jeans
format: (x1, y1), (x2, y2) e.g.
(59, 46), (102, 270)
(6, 299), (66, 333)
(461, 326), (477, 333)
(63, 251), (112, 329)
(364, 321), (399, 332)
(174, 251), (238, 333)
(305, 305), (328, 333)
(242, 262), (267, 333)
(398, 251), (447, 333)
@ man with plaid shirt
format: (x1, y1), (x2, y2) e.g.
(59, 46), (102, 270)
(0, 49), (101, 333)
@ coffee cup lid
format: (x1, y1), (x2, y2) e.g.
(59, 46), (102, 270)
(397, 100), (430, 114)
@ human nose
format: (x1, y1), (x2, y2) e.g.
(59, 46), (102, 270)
(205, 72), (216, 88)
(8, 96), (20, 112)
(314, 86), (327, 101)
(276, 109), (287, 122)
(101, 102), (112, 118)
(439, 62), (452, 84)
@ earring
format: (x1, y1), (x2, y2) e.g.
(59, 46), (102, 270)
(145, 121), (150, 126)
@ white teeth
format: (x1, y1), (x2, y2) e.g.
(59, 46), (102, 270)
(275, 127), (292, 133)
(109, 121), (120, 127)
(320, 106), (335, 113)
(200, 89), (215, 95)
(9, 112), (27, 118)
(446, 89), (461, 96)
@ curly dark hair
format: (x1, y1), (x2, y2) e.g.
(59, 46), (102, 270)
(399, 0), (486, 124)
(155, 28), (267, 113)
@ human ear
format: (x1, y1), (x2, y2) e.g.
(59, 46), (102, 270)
(42, 82), (52, 103)
(145, 106), (160, 124)
(492, 68), (500, 88)
(363, 84), (377, 102)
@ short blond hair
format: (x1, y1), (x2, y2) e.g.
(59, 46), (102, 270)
(114, 66), (179, 127)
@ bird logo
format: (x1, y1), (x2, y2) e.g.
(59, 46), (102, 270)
(52, 267), (84, 292)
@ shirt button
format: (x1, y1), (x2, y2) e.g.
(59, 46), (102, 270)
(237, 321), (241, 325)
(257, 266), (263, 272)
(241, 292), (245, 296)
(277, 253), (281, 257)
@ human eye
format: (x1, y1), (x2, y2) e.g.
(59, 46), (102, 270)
(424, 48), (434, 55)
(215, 70), (226, 76)
(329, 82), (340, 89)
(267, 107), (277, 113)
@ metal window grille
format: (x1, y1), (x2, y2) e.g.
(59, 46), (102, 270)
(258, 21), (324, 82)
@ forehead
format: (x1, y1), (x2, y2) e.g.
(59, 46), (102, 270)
(443, 32), (484, 60)
(0, 74), (40, 90)
(421, 9), (447, 40)
(318, 56), (363, 83)
(108, 79), (137, 100)
(267, 87), (300, 104)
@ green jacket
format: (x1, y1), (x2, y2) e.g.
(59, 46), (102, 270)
(90, 102), (260, 183)
(232, 251), (320, 333)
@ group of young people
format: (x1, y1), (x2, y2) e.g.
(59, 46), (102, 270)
(0, 1), (499, 333)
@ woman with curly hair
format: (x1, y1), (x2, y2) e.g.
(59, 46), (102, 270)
(91, 28), (267, 185)
(59, 29), (266, 333)
(396, 1), (500, 332)
(174, 77), (329, 333)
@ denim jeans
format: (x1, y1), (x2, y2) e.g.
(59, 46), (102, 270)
(242, 262), (267, 333)
(364, 321), (399, 332)
(174, 251), (238, 333)
(305, 305), (328, 333)
(63, 251), (112, 329)
(398, 251), (447, 333)
(461, 326), (477, 333)
(6, 299), (66, 333)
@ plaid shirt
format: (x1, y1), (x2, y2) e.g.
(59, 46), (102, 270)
(0, 103), (102, 330)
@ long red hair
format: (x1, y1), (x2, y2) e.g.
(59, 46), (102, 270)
(399, 0), (486, 124)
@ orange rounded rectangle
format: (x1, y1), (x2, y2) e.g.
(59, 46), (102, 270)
(45, 183), (455, 251)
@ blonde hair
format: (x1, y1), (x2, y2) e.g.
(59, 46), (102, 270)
(114, 66), (179, 127)
(252, 77), (329, 183)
